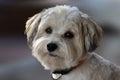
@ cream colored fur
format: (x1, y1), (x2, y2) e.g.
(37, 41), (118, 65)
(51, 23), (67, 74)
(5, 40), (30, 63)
(25, 5), (120, 80)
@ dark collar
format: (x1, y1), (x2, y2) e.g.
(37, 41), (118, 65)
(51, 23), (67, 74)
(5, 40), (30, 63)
(52, 60), (85, 79)
(53, 66), (75, 75)
(53, 60), (84, 75)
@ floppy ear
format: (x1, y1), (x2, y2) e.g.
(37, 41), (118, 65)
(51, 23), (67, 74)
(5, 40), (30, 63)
(81, 17), (103, 52)
(25, 13), (42, 48)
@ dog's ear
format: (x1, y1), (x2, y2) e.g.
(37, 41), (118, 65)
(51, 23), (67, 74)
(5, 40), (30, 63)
(81, 17), (103, 52)
(25, 13), (42, 48)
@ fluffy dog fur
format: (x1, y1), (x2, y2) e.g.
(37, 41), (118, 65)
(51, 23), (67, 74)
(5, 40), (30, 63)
(25, 5), (120, 80)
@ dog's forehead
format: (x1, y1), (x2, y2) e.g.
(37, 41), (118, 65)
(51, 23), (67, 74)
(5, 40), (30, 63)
(40, 6), (82, 30)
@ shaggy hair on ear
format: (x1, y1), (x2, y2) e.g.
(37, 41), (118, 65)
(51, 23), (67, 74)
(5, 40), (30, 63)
(25, 13), (42, 47)
(80, 17), (102, 52)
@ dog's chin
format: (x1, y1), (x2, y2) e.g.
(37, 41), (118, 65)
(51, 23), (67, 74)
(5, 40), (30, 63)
(41, 55), (76, 72)
(34, 52), (64, 71)
(42, 61), (66, 72)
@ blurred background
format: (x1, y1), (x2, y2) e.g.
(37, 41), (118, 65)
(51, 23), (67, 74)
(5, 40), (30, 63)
(0, 0), (120, 80)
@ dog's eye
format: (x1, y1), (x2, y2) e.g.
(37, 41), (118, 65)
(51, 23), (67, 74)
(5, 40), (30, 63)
(64, 31), (74, 39)
(45, 27), (52, 34)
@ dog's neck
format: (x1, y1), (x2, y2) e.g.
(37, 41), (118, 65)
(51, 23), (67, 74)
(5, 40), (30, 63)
(52, 60), (85, 80)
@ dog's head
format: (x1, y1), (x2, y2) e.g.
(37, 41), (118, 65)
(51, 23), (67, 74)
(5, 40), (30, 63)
(25, 5), (102, 72)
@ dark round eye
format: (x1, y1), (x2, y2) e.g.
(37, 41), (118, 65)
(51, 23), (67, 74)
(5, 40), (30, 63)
(45, 27), (52, 34)
(64, 31), (74, 39)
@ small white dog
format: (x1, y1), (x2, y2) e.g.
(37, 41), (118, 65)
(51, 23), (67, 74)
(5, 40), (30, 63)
(25, 5), (120, 80)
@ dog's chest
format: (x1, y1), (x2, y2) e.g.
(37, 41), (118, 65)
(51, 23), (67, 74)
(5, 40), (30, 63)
(56, 73), (87, 80)
(61, 74), (87, 80)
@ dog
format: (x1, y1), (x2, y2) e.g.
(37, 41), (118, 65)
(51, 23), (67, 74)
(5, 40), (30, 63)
(25, 5), (120, 80)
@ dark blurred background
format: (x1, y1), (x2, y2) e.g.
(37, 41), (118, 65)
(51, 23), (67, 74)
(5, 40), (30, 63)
(0, 0), (120, 80)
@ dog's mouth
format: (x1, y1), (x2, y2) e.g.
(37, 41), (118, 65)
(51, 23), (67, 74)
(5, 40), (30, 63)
(49, 53), (57, 57)
(49, 53), (58, 57)
(49, 53), (64, 60)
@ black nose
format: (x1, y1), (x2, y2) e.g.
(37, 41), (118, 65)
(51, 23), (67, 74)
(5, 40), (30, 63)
(47, 43), (58, 52)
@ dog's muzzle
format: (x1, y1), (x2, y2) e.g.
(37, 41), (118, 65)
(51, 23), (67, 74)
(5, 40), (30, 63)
(47, 43), (58, 52)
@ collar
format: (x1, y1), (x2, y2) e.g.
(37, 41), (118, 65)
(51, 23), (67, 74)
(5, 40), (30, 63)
(52, 60), (84, 80)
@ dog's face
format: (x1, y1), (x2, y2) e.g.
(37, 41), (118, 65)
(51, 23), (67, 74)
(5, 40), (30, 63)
(25, 5), (102, 72)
